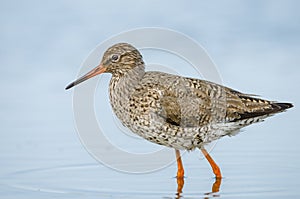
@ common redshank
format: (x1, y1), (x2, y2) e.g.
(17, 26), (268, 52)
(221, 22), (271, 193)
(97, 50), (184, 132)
(66, 43), (293, 179)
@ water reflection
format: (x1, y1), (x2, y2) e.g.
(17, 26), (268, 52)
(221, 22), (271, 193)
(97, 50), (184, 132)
(175, 177), (222, 198)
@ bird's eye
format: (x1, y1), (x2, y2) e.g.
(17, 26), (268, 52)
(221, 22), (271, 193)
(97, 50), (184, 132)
(111, 54), (119, 62)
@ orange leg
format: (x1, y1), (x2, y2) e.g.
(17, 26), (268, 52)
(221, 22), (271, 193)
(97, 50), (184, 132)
(175, 149), (185, 178)
(211, 177), (222, 193)
(175, 149), (184, 194)
(201, 148), (222, 178)
(204, 178), (222, 196)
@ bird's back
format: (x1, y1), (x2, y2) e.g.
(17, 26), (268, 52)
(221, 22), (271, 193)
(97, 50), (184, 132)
(131, 71), (292, 130)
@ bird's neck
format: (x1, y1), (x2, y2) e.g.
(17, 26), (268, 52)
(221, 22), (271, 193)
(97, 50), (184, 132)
(109, 64), (145, 123)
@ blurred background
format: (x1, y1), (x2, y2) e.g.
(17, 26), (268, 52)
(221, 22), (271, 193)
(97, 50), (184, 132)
(1, 0), (299, 198)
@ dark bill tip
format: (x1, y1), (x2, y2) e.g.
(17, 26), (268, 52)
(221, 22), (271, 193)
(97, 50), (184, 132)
(65, 64), (105, 91)
(65, 82), (75, 90)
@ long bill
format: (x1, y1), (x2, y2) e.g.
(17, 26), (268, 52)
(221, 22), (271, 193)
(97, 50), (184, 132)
(65, 64), (106, 90)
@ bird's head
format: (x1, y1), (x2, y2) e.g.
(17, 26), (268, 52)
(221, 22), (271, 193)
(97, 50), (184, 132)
(65, 43), (144, 90)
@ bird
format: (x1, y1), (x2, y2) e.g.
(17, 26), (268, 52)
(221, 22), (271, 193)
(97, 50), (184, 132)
(66, 43), (293, 179)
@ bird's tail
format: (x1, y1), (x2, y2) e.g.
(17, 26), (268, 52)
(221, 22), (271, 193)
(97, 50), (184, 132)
(270, 102), (293, 113)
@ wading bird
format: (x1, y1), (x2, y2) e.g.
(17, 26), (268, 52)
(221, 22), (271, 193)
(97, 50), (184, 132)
(66, 43), (293, 181)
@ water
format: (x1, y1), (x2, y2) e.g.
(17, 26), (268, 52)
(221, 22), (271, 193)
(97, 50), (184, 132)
(2, 128), (300, 198)
(1, 0), (300, 198)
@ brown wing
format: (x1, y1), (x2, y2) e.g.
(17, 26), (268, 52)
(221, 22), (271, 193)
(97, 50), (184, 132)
(160, 96), (182, 126)
(158, 78), (293, 127)
(134, 72), (293, 128)
(159, 93), (214, 127)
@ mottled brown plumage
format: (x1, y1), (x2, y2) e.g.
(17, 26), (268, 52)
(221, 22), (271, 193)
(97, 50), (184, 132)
(66, 43), (293, 178)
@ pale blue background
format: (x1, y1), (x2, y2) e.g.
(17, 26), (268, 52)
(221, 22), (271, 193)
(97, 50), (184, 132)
(1, 0), (299, 198)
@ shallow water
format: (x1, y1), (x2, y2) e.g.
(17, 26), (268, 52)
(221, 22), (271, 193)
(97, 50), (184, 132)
(1, 120), (299, 198)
